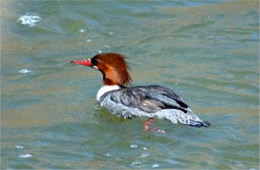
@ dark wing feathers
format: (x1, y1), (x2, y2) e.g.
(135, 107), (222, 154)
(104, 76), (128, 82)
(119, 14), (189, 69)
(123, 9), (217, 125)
(147, 85), (189, 108)
(109, 85), (189, 113)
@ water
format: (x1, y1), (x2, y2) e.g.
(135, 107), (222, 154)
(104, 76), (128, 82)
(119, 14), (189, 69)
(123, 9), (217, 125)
(1, 0), (259, 169)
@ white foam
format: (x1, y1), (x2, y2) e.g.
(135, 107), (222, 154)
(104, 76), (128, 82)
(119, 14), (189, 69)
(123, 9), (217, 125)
(15, 145), (24, 149)
(130, 144), (138, 148)
(18, 69), (31, 74)
(19, 154), (32, 158)
(17, 12), (41, 27)
(131, 161), (142, 166)
(141, 152), (150, 158)
(152, 164), (159, 168)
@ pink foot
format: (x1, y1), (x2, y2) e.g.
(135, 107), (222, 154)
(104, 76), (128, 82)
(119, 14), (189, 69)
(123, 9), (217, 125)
(144, 118), (165, 134)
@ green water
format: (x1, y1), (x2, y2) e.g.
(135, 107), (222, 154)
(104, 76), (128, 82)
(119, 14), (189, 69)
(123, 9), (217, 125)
(1, 0), (259, 169)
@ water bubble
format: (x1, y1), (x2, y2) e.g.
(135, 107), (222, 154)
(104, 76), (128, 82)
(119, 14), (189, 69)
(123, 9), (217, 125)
(109, 32), (113, 35)
(19, 69), (31, 74)
(104, 153), (112, 157)
(87, 39), (92, 42)
(80, 29), (85, 33)
(98, 50), (102, 54)
(19, 154), (32, 158)
(142, 147), (147, 151)
(130, 144), (138, 148)
(15, 145), (24, 149)
(141, 152), (150, 158)
(17, 12), (41, 27)
(152, 164), (159, 168)
(131, 161), (142, 166)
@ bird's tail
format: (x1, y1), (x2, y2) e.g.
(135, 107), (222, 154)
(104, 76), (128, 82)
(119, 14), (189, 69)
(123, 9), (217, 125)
(188, 120), (211, 128)
(163, 108), (211, 128)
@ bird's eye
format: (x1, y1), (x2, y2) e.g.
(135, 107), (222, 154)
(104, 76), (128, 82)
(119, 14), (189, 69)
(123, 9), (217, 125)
(91, 59), (98, 65)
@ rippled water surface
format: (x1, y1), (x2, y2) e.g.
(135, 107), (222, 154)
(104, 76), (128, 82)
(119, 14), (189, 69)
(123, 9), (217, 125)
(1, 0), (259, 169)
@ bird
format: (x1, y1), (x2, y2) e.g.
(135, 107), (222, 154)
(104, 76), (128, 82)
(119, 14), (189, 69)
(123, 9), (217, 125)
(71, 53), (211, 133)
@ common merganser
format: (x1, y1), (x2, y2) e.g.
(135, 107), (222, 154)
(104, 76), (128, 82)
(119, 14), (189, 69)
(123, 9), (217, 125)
(71, 53), (211, 133)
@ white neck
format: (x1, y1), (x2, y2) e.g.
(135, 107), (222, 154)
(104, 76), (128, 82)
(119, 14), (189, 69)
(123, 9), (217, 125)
(96, 85), (120, 102)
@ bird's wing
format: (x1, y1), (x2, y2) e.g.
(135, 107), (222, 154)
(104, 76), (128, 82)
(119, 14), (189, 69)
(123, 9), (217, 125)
(108, 85), (190, 113)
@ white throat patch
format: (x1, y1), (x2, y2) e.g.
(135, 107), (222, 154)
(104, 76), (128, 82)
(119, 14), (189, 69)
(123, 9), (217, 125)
(96, 85), (120, 102)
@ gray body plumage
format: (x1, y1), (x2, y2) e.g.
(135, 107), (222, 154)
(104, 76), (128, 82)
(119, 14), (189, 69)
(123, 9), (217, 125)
(98, 85), (210, 128)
